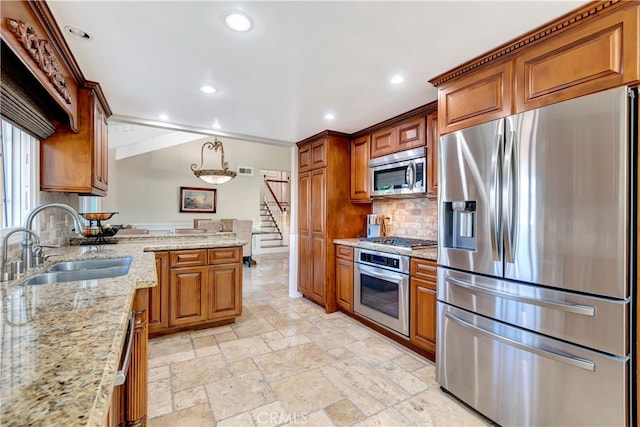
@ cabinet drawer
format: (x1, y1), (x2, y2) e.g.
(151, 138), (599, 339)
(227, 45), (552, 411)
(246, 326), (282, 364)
(336, 245), (354, 261)
(410, 258), (437, 282)
(169, 250), (206, 268)
(208, 247), (241, 265)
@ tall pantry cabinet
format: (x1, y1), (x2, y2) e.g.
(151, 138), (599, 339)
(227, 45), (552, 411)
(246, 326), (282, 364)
(297, 131), (371, 312)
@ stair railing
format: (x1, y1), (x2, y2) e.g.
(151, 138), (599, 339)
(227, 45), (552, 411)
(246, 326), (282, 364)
(264, 178), (289, 214)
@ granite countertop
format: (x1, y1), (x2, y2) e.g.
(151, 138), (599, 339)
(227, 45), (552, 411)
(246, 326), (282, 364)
(333, 238), (438, 261)
(0, 236), (244, 427)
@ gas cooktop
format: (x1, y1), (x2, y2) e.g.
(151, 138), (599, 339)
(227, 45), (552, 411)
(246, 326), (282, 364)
(360, 236), (438, 249)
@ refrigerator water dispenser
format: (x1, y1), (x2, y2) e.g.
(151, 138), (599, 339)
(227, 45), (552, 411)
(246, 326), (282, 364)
(442, 201), (477, 250)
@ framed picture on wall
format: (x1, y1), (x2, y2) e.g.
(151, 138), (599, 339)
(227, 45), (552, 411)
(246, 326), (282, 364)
(179, 186), (217, 213)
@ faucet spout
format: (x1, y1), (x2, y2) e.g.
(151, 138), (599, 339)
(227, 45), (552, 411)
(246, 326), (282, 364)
(22, 203), (85, 269)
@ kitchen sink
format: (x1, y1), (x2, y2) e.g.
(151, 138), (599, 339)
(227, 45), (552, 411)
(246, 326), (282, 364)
(46, 256), (133, 272)
(20, 259), (132, 286)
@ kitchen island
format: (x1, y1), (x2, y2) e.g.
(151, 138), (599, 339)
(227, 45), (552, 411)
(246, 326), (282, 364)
(0, 235), (244, 427)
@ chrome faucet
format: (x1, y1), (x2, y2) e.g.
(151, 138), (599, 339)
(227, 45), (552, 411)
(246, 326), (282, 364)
(22, 203), (85, 269)
(1, 227), (40, 281)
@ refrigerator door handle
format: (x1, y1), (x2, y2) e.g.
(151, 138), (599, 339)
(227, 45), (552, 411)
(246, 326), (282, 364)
(503, 129), (516, 263)
(489, 132), (502, 261)
(444, 310), (596, 372)
(444, 275), (597, 317)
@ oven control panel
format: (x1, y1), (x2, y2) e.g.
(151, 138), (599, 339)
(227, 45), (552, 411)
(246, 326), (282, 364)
(355, 248), (409, 274)
(360, 252), (400, 269)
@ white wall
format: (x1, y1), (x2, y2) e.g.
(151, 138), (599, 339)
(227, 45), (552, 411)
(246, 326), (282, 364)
(102, 136), (291, 228)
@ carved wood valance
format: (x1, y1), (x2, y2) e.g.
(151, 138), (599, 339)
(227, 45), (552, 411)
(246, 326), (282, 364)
(6, 17), (71, 104)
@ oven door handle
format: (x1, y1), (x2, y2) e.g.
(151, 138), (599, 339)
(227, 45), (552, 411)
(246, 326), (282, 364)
(358, 264), (404, 282)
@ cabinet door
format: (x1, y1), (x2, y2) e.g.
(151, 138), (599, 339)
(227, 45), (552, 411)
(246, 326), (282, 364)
(350, 135), (371, 202)
(438, 58), (514, 135)
(149, 252), (169, 333)
(207, 264), (241, 319)
(410, 277), (437, 353)
(298, 171), (312, 295)
(169, 267), (206, 326)
(311, 235), (326, 302)
(370, 127), (396, 158)
(298, 143), (312, 173)
(426, 111), (439, 200)
(310, 169), (326, 235)
(396, 117), (425, 152)
(92, 97), (108, 191)
(515, 5), (639, 112)
(335, 258), (353, 313)
(310, 139), (327, 169)
(126, 288), (149, 426)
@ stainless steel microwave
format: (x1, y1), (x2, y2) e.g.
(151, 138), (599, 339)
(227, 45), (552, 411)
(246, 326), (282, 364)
(369, 148), (426, 197)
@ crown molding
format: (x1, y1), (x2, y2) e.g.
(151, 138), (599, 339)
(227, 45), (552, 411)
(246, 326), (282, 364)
(428, 0), (630, 87)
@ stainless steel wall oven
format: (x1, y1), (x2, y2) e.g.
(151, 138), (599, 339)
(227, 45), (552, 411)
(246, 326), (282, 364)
(353, 248), (409, 337)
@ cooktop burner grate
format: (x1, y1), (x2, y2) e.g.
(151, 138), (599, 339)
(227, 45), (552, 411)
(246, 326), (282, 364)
(360, 236), (438, 248)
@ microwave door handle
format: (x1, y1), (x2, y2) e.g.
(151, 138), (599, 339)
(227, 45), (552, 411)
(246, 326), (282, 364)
(406, 162), (416, 189)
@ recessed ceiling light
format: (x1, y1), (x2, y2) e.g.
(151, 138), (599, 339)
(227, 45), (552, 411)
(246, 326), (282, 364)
(390, 75), (405, 85)
(212, 120), (221, 129)
(325, 113), (335, 120)
(64, 25), (92, 40)
(200, 85), (216, 94)
(225, 13), (252, 32)
(158, 114), (169, 121)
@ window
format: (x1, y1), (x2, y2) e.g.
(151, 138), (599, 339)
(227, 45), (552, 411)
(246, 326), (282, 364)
(79, 196), (101, 214)
(1, 118), (38, 228)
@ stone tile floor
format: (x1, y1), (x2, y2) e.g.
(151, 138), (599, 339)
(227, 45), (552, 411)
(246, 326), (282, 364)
(147, 252), (490, 426)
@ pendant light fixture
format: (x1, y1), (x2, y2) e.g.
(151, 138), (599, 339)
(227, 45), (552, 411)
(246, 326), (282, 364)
(190, 138), (237, 185)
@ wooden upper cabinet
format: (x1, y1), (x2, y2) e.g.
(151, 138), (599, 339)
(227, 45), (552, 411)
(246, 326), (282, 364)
(370, 127), (396, 158)
(310, 168), (326, 235)
(371, 117), (425, 158)
(299, 137), (327, 172)
(397, 117), (425, 152)
(310, 139), (327, 169)
(438, 59), (514, 135)
(40, 84), (111, 196)
(432, 2), (640, 136)
(515, 5), (639, 112)
(298, 144), (313, 173)
(350, 135), (371, 203)
(426, 111), (439, 200)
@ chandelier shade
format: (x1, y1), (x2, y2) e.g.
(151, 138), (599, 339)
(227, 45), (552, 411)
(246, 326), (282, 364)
(190, 138), (237, 185)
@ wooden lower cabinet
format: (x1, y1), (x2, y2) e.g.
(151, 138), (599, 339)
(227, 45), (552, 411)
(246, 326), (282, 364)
(149, 247), (243, 337)
(108, 287), (149, 426)
(335, 245), (354, 313)
(149, 252), (169, 333)
(170, 266), (207, 327)
(207, 263), (242, 319)
(409, 258), (437, 355)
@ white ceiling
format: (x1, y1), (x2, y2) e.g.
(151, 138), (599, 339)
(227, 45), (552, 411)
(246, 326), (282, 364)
(47, 1), (588, 149)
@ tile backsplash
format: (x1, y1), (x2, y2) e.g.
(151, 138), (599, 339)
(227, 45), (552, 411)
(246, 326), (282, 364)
(1, 192), (80, 263)
(372, 197), (438, 240)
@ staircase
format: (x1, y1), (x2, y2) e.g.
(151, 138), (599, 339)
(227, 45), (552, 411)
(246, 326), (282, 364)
(255, 174), (290, 253)
(257, 202), (287, 249)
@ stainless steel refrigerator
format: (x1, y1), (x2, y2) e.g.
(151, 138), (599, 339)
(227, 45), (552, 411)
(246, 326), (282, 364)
(437, 86), (636, 426)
